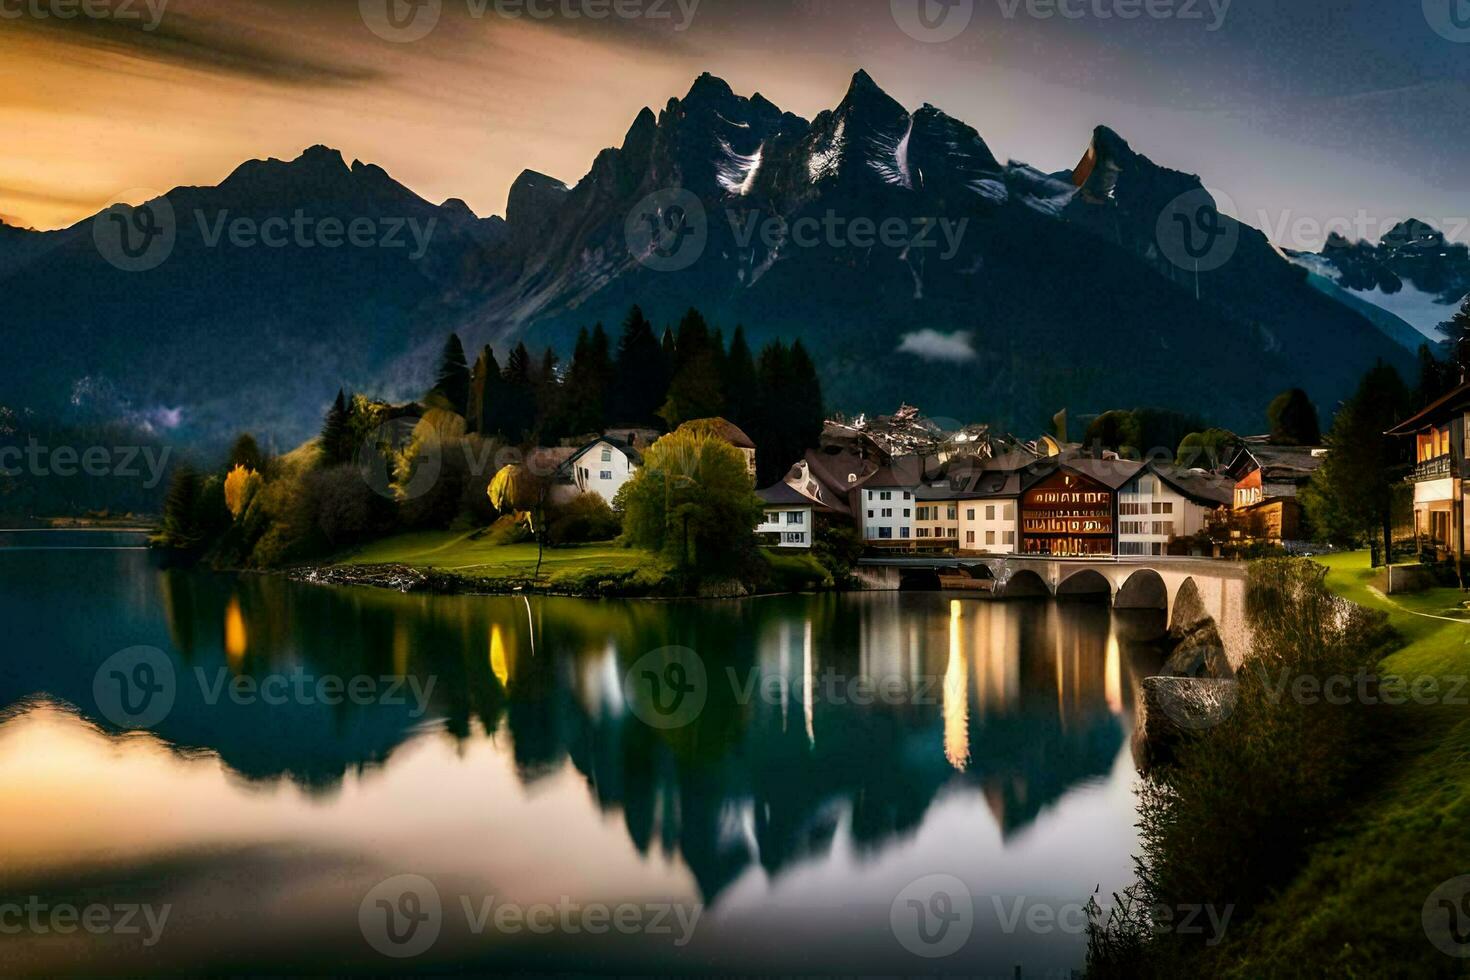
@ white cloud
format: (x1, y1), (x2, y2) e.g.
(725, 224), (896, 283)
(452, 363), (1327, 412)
(896, 329), (977, 363)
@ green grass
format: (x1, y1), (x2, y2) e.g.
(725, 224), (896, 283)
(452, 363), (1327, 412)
(337, 530), (656, 585)
(1213, 552), (1470, 976)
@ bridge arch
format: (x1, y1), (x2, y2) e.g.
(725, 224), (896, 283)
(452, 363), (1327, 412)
(1170, 577), (1208, 633)
(1003, 569), (1051, 598)
(1056, 569), (1112, 601)
(1116, 569), (1169, 612)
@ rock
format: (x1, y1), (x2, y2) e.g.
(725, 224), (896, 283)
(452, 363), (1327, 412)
(1134, 676), (1239, 770)
(1163, 621), (1233, 679)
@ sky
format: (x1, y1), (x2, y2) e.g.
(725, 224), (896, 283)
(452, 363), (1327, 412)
(5, 0), (1470, 249)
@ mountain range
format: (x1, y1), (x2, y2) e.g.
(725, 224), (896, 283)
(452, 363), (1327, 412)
(0, 70), (1433, 453)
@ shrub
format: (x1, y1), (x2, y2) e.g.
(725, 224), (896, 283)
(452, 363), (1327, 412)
(547, 493), (620, 545)
(1090, 558), (1394, 972)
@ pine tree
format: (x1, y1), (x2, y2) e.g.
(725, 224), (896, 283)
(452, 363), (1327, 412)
(320, 389), (353, 466)
(1301, 361), (1410, 559)
(752, 340), (794, 485)
(467, 345), (502, 436)
(659, 308), (727, 428)
(228, 433), (264, 473)
(1436, 293), (1470, 353)
(1414, 343), (1454, 410)
(787, 340), (826, 454)
(565, 324), (612, 435)
(162, 465), (202, 546)
(534, 347), (563, 442)
(723, 325), (758, 432)
(1266, 388), (1321, 446)
(610, 306), (670, 427)
(500, 342), (536, 443)
(431, 333), (471, 416)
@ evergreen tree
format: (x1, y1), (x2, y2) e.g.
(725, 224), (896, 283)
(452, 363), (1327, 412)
(723, 325), (758, 432)
(1301, 361), (1410, 560)
(162, 465), (202, 546)
(1266, 388), (1321, 446)
(1414, 343), (1455, 410)
(787, 340), (825, 454)
(534, 347), (564, 442)
(1436, 293), (1470, 351)
(467, 345), (502, 436)
(320, 389), (353, 466)
(431, 333), (471, 416)
(752, 341), (795, 485)
(610, 306), (670, 426)
(500, 342), (536, 443)
(565, 324), (612, 435)
(228, 433), (265, 473)
(659, 308), (727, 428)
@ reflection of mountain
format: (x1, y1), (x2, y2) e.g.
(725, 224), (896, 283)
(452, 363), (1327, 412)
(2, 556), (1152, 902)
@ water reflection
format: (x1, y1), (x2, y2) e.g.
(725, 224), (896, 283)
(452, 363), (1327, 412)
(0, 536), (1166, 974)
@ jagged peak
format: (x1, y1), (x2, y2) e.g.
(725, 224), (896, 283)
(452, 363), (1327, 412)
(684, 71), (735, 103)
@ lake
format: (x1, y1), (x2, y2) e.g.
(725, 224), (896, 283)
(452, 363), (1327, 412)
(0, 531), (1164, 976)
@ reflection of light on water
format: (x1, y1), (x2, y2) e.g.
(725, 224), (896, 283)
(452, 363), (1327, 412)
(224, 597), (247, 667)
(393, 621), (410, 677)
(943, 600), (969, 771)
(803, 619), (814, 748)
(490, 623), (509, 688)
(1104, 633), (1123, 716)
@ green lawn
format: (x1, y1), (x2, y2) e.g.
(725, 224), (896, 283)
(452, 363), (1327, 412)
(337, 531), (656, 585)
(1216, 552), (1470, 976)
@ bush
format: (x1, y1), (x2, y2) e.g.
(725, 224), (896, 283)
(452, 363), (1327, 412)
(305, 464), (397, 550)
(1090, 558), (1394, 972)
(547, 493), (621, 545)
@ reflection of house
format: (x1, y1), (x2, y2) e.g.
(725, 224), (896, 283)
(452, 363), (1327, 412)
(1225, 438), (1327, 544)
(559, 436), (641, 506)
(1387, 383), (1470, 560)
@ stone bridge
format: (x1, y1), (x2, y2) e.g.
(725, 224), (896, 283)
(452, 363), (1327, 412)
(856, 556), (1252, 669)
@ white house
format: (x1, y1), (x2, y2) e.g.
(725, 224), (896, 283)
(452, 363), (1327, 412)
(756, 482), (817, 548)
(562, 437), (641, 507)
(859, 466), (919, 545)
(1117, 466), (1231, 556)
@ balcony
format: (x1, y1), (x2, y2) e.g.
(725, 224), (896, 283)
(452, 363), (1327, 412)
(1412, 454), (1452, 482)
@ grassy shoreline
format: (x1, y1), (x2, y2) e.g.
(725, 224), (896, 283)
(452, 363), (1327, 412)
(321, 530), (832, 598)
(1209, 552), (1470, 975)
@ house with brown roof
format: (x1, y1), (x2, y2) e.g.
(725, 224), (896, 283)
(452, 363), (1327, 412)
(1225, 437), (1328, 544)
(677, 417), (756, 480)
(1386, 381), (1470, 561)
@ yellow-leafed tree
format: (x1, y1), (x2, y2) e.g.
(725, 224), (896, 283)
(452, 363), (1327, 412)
(223, 464), (261, 519)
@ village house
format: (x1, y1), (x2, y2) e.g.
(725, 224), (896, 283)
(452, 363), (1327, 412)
(677, 417), (757, 481)
(756, 482), (821, 548)
(1387, 382), (1470, 562)
(1117, 466), (1233, 556)
(555, 435), (642, 507)
(1225, 437), (1327, 545)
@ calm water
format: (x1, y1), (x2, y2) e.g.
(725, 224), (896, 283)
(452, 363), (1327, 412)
(0, 531), (1164, 976)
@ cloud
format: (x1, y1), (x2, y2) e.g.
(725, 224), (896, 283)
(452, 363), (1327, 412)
(897, 329), (976, 363)
(14, 6), (380, 87)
